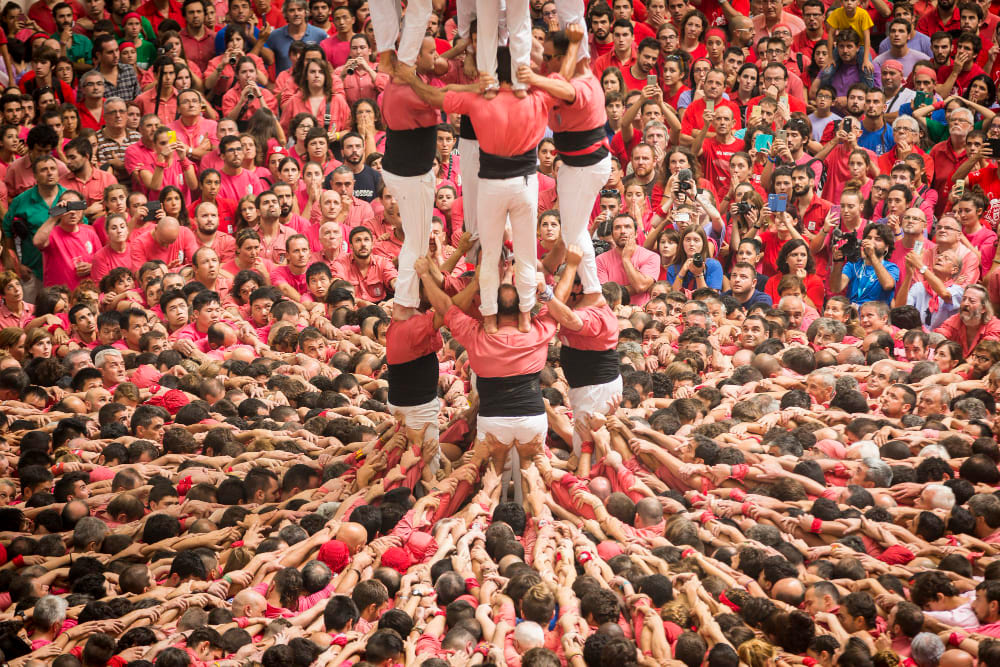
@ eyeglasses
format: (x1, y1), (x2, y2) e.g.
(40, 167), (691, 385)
(600, 189), (620, 197)
(936, 226), (961, 233)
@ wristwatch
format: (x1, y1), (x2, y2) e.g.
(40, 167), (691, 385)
(919, 265), (928, 275)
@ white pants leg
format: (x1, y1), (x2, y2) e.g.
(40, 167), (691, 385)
(388, 397), (442, 473)
(458, 137), (480, 240)
(382, 168), (434, 308)
(476, 175), (537, 315)
(476, 177), (509, 316)
(457, 0), (476, 38)
(568, 376), (623, 455)
(397, 0), (433, 65)
(369, 0), (402, 54)
(506, 0), (531, 89)
(509, 173), (538, 312)
(554, 0), (589, 59)
(556, 155), (611, 294)
(475, 0), (500, 84)
(476, 414), (549, 444)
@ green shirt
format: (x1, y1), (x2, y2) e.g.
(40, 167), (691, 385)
(926, 117), (984, 145)
(51, 32), (93, 66)
(2, 185), (65, 281)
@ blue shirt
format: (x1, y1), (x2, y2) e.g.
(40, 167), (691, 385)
(723, 289), (773, 310)
(214, 24), (260, 54)
(858, 123), (894, 155)
(266, 24), (329, 72)
(666, 258), (724, 291)
(842, 258), (899, 305)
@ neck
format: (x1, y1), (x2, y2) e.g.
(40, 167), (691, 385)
(259, 217), (279, 231)
(903, 231), (922, 242)
(187, 24), (205, 37)
(222, 164), (241, 175)
(890, 44), (907, 56)
(884, 81), (900, 96)
(4, 297), (19, 311)
(323, 246), (340, 259)
(615, 46), (630, 58)
(338, 27), (351, 39)
(806, 26), (823, 39)
(75, 163), (92, 180)
(353, 254), (371, 268)
(110, 237), (127, 252)
(863, 116), (882, 130)
(196, 229), (215, 242)
(181, 114), (198, 127)
(37, 183), (57, 198)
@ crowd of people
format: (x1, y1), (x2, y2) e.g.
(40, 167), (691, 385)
(3, 0), (1000, 667)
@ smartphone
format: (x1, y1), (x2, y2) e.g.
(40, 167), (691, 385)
(954, 179), (965, 198)
(167, 130), (177, 144)
(777, 129), (786, 143)
(647, 74), (657, 87)
(913, 239), (924, 255)
(705, 98), (715, 113)
(675, 212), (691, 224)
(842, 117), (853, 133)
(754, 134), (774, 152)
(65, 200), (86, 211)
(831, 204), (841, 219)
(768, 193), (788, 213)
(914, 91), (932, 108)
(987, 138), (1000, 157)
(144, 200), (162, 221)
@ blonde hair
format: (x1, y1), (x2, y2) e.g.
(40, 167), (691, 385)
(738, 639), (776, 667)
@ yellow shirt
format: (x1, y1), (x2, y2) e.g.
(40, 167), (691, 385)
(826, 6), (875, 40)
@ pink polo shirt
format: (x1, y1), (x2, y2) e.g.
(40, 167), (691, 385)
(218, 169), (264, 203)
(444, 305), (556, 378)
(59, 167), (116, 206)
(195, 231), (236, 265)
(595, 246), (660, 307)
(252, 223), (297, 265)
(169, 322), (209, 343)
(442, 88), (555, 156)
(169, 117), (218, 157)
(559, 305), (618, 351)
(91, 244), (132, 281)
(270, 264), (309, 294)
(6, 156), (69, 197)
(386, 311), (443, 365)
(42, 224), (102, 289)
(382, 78), (440, 130)
(548, 72), (607, 133)
(129, 226), (199, 269)
(0, 301), (33, 329)
(334, 255), (397, 302)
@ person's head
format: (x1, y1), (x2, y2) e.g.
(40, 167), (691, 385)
(960, 285), (993, 328)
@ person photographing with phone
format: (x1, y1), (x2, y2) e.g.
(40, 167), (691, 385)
(32, 190), (99, 291)
(222, 56), (277, 127)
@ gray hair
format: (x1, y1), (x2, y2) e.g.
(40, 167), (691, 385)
(63, 348), (92, 372)
(862, 458), (892, 488)
(811, 317), (847, 341)
(950, 107), (975, 125)
(103, 96), (126, 110)
(924, 484), (955, 511)
(954, 397), (988, 420)
(72, 516), (109, 550)
(80, 69), (104, 85)
(910, 632), (945, 667)
(807, 370), (836, 388)
(892, 115), (919, 134)
(32, 595), (68, 628)
(643, 120), (669, 138)
(94, 349), (123, 369)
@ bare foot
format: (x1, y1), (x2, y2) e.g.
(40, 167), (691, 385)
(484, 314), (498, 334)
(378, 50), (395, 71)
(483, 88), (498, 100)
(513, 88), (527, 99)
(518, 311), (531, 332)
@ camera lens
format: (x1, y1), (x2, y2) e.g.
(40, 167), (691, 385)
(228, 57), (236, 65)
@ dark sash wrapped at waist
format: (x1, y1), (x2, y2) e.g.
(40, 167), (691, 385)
(552, 127), (610, 167)
(478, 148), (536, 179)
(387, 352), (439, 406)
(477, 371), (544, 417)
(560, 346), (620, 388)
(460, 115), (477, 140)
(383, 126), (437, 176)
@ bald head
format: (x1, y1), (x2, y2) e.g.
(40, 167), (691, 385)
(589, 477), (612, 501)
(154, 216), (181, 246)
(232, 589), (267, 617)
(939, 650), (974, 667)
(772, 578), (806, 606)
(635, 497), (664, 527)
(336, 522), (368, 554)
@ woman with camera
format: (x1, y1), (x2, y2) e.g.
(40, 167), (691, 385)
(222, 57), (278, 125)
(205, 29), (268, 95)
(666, 223), (724, 291)
(279, 59), (351, 138)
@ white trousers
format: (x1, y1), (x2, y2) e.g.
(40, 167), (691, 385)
(456, 0), (476, 38)
(477, 173), (538, 316)
(388, 396), (441, 474)
(476, 0), (531, 89)
(477, 413), (547, 504)
(369, 0), (433, 65)
(554, 0), (589, 59)
(568, 376), (622, 456)
(381, 168), (435, 308)
(458, 137), (480, 241)
(556, 154), (611, 294)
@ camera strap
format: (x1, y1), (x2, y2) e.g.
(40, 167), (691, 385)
(324, 98), (332, 130)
